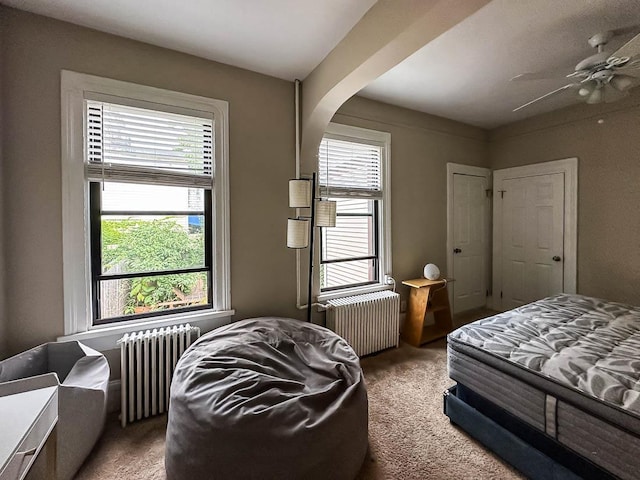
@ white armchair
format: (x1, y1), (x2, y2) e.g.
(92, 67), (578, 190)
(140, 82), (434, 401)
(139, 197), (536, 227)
(0, 341), (110, 480)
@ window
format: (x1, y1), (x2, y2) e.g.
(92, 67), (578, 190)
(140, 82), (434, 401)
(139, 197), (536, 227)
(61, 71), (231, 337)
(88, 101), (216, 324)
(318, 123), (391, 296)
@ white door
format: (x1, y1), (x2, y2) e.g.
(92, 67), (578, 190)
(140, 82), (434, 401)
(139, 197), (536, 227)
(451, 173), (489, 313)
(500, 173), (564, 310)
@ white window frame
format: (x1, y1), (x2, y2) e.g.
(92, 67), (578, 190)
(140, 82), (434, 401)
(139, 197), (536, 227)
(59, 71), (232, 349)
(316, 123), (392, 302)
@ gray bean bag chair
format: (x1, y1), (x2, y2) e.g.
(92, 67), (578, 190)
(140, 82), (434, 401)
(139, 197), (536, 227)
(0, 341), (110, 480)
(165, 317), (368, 480)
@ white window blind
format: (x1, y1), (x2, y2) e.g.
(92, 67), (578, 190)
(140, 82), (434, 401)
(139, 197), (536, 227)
(319, 132), (384, 291)
(86, 101), (213, 188)
(318, 137), (382, 197)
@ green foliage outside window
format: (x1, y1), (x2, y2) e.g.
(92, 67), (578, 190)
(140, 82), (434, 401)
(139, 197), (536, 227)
(102, 219), (205, 314)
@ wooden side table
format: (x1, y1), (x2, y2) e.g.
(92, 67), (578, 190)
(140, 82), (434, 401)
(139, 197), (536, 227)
(401, 278), (453, 347)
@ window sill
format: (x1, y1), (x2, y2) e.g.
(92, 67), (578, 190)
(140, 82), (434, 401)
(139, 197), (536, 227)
(317, 283), (393, 303)
(58, 308), (235, 352)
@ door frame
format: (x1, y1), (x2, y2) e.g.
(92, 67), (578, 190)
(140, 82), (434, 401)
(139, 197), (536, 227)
(446, 163), (492, 314)
(492, 158), (578, 310)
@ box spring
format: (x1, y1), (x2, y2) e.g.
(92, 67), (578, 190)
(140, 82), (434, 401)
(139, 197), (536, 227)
(444, 384), (614, 480)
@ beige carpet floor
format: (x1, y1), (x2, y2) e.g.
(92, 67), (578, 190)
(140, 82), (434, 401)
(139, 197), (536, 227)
(77, 319), (522, 479)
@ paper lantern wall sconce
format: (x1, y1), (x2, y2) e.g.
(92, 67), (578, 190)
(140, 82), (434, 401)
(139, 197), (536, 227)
(287, 172), (337, 321)
(286, 218), (309, 249)
(288, 179), (312, 208)
(315, 199), (337, 227)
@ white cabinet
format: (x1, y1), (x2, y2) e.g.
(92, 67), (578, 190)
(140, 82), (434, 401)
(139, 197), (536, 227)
(0, 380), (58, 480)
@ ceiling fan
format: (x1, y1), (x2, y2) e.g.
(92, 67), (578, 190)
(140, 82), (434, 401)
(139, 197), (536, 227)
(512, 29), (640, 112)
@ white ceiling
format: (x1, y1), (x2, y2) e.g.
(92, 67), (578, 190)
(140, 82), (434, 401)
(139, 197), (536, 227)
(360, 0), (640, 128)
(0, 0), (377, 80)
(3, 0), (640, 129)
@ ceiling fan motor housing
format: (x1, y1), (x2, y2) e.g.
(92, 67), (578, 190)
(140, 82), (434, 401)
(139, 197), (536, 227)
(575, 51), (610, 72)
(591, 69), (614, 81)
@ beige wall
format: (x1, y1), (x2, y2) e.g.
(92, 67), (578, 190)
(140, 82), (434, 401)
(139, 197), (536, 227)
(333, 96), (489, 302)
(489, 90), (640, 306)
(0, 8), (491, 358)
(1, 8), (300, 355)
(5, 6), (635, 363)
(0, 18), (6, 359)
(0, 8), (489, 358)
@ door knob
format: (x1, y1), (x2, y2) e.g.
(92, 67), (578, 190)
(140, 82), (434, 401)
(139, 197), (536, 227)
(552, 256), (562, 262)
(453, 248), (462, 254)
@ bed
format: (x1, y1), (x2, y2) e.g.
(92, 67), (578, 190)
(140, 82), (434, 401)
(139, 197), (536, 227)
(444, 294), (640, 480)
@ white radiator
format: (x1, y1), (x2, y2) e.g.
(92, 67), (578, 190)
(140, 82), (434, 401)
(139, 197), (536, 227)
(118, 324), (200, 427)
(326, 290), (400, 356)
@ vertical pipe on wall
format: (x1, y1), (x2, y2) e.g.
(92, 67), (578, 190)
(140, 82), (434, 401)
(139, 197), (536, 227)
(0, 27), (5, 358)
(294, 79), (304, 312)
(295, 79), (301, 179)
(294, 81), (326, 318)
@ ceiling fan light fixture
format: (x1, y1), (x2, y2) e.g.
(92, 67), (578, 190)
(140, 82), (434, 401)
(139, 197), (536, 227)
(578, 79), (598, 98)
(586, 87), (603, 104)
(603, 83), (630, 103)
(610, 74), (635, 92)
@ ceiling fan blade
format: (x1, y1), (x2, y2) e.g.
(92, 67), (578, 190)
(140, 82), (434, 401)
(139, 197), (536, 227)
(511, 69), (571, 82)
(615, 57), (640, 77)
(611, 24), (640, 37)
(616, 69), (640, 79)
(609, 32), (640, 61)
(512, 84), (577, 112)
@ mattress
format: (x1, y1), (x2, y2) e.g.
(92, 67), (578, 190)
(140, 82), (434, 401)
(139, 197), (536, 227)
(447, 294), (640, 480)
